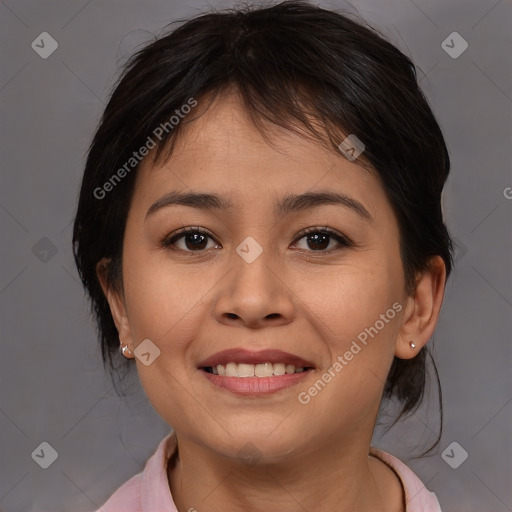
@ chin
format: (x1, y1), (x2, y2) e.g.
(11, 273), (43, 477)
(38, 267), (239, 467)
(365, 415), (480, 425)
(206, 423), (307, 462)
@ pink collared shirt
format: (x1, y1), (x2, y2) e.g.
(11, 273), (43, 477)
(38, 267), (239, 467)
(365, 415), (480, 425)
(94, 431), (442, 511)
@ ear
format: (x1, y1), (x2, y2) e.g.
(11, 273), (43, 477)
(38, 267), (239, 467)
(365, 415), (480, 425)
(395, 255), (447, 359)
(96, 258), (134, 357)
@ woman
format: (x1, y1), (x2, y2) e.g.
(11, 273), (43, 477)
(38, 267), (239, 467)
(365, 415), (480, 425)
(73, 1), (452, 510)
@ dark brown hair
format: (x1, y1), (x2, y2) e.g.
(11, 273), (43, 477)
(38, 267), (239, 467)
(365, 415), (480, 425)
(73, 0), (453, 451)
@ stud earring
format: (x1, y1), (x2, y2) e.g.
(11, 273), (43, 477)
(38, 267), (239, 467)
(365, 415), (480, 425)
(409, 341), (416, 350)
(120, 341), (132, 357)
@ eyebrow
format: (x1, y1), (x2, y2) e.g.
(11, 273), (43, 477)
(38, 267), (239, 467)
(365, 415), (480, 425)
(146, 190), (373, 222)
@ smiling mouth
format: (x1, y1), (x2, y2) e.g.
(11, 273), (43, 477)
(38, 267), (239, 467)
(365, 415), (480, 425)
(202, 362), (314, 377)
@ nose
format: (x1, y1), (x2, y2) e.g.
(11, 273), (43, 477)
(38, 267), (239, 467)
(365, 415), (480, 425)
(213, 241), (296, 329)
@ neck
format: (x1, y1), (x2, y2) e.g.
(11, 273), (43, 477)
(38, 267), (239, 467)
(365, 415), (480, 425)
(167, 432), (403, 512)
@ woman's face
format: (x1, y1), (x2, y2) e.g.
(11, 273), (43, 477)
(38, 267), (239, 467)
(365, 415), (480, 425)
(108, 92), (417, 460)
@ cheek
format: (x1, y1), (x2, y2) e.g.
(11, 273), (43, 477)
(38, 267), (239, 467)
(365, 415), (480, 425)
(122, 247), (214, 345)
(300, 254), (402, 344)
(294, 254), (403, 407)
(295, 306), (400, 438)
(121, 249), (213, 429)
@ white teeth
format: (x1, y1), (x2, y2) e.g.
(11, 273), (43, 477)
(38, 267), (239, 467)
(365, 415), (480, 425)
(238, 363), (255, 377)
(255, 363), (273, 377)
(285, 364), (295, 374)
(225, 362), (238, 377)
(273, 363), (286, 375)
(208, 362), (307, 377)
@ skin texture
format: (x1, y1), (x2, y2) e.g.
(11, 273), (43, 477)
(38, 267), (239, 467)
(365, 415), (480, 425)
(98, 90), (446, 512)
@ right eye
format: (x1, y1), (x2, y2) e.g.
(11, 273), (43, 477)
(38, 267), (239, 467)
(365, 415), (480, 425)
(160, 226), (221, 252)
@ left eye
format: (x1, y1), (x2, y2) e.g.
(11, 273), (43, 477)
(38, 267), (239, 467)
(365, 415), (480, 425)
(291, 228), (351, 252)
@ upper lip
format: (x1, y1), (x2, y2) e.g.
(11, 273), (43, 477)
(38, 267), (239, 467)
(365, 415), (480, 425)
(198, 348), (315, 369)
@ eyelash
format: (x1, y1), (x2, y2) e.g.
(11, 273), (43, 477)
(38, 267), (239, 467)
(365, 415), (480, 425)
(160, 226), (352, 253)
(294, 226), (352, 247)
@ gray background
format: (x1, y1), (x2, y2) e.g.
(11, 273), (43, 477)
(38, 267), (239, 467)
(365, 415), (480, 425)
(1, 0), (511, 511)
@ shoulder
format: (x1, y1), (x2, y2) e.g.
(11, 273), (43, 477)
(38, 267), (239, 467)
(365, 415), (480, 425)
(369, 447), (442, 512)
(92, 471), (143, 512)
(92, 432), (178, 512)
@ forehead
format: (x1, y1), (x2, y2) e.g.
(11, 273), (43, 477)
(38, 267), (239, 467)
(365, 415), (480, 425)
(132, 91), (386, 217)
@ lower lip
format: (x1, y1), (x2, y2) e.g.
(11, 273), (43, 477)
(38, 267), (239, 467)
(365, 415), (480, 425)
(200, 369), (312, 395)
